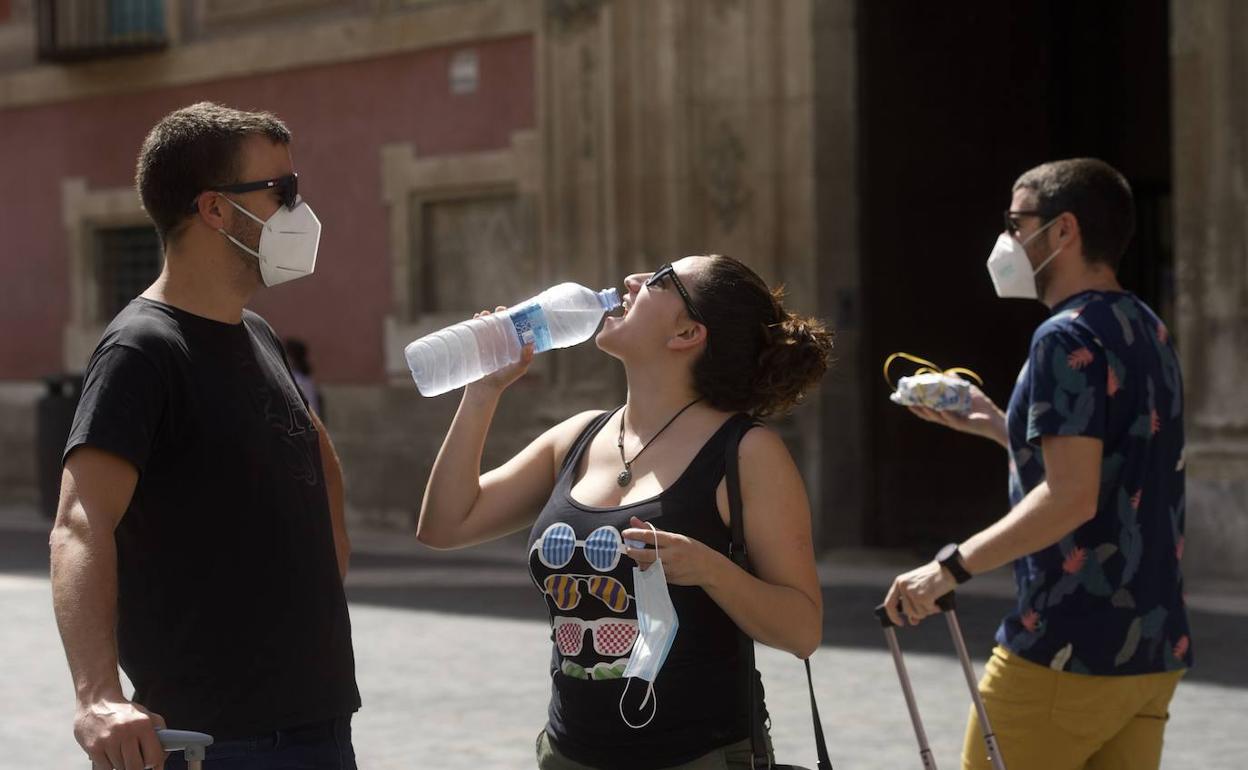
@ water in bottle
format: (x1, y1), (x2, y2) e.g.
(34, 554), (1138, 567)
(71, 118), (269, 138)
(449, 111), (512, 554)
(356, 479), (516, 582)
(405, 283), (622, 396)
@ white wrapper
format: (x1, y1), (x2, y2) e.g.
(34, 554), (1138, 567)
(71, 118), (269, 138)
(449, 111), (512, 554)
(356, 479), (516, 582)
(889, 372), (973, 414)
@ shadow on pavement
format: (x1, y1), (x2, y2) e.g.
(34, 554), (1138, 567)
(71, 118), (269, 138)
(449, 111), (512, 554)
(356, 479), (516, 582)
(1, 527), (50, 576)
(345, 574), (1248, 690)
(7, 524), (1244, 689)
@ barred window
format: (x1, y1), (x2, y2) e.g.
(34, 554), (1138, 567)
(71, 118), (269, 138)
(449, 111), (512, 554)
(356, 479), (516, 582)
(411, 193), (537, 315)
(95, 226), (160, 322)
(36, 0), (167, 62)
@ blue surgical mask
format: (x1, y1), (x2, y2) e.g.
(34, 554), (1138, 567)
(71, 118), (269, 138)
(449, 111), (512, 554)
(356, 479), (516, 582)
(618, 522), (679, 729)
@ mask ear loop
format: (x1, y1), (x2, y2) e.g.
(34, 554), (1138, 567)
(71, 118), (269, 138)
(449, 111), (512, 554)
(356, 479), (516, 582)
(1020, 216), (1065, 277)
(619, 678), (658, 729)
(216, 195), (269, 262)
(1031, 246), (1062, 276)
(618, 520), (662, 729)
(1019, 214), (1062, 247)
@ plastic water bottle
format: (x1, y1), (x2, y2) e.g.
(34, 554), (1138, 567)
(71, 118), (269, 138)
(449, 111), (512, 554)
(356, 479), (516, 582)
(404, 283), (622, 396)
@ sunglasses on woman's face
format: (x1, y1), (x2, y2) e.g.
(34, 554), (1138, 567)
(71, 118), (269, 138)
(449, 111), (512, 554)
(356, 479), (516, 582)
(644, 263), (706, 325)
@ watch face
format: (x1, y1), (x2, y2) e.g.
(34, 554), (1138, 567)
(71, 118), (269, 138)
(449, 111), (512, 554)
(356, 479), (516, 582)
(936, 543), (958, 562)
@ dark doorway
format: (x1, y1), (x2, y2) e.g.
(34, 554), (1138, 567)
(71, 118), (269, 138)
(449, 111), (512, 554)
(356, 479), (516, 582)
(856, 1), (1173, 551)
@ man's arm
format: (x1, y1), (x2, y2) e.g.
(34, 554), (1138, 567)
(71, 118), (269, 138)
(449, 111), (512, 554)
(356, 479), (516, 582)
(311, 410), (349, 579)
(958, 434), (1101, 572)
(884, 434), (1102, 625)
(51, 447), (167, 770)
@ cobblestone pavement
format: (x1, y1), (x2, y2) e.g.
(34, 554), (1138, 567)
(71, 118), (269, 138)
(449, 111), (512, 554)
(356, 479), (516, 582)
(4, 506), (1245, 768)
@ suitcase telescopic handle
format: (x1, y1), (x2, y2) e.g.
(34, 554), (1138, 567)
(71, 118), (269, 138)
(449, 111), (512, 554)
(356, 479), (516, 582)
(157, 729), (213, 764)
(872, 591), (1007, 770)
(873, 596), (953, 770)
(874, 592), (956, 627)
(86, 730), (213, 770)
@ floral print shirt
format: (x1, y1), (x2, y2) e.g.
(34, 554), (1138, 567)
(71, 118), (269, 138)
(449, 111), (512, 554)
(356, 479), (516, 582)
(1000, 290), (1192, 675)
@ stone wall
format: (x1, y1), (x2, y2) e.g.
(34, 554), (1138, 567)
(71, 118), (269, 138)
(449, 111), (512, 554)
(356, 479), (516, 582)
(0, 383), (39, 505)
(324, 378), (577, 530)
(534, 0), (832, 532)
(1171, 0), (1248, 579)
(331, 0), (836, 529)
(811, 0), (862, 547)
(0, 0), (855, 543)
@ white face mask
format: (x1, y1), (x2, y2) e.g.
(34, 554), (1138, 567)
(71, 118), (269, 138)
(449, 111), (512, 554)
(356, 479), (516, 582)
(219, 195), (321, 287)
(618, 523), (679, 729)
(985, 217), (1061, 300)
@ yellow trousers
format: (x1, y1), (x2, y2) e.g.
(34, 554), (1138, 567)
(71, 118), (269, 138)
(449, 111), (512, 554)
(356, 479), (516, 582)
(963, 646), (1184, 770)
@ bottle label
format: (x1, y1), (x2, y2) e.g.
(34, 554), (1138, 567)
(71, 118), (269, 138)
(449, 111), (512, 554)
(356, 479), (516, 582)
(509, 302), (552, 351)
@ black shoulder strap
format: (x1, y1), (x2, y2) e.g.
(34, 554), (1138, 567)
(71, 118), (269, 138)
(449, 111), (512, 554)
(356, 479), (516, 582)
(725, 415), (832, 770)
(726, 415), (756, 571)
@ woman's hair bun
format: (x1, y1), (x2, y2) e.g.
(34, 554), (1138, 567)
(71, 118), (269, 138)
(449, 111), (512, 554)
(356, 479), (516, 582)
(691, 256), (833, 417)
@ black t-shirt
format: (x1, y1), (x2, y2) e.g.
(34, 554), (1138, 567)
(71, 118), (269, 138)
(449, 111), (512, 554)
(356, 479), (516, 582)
(65, 298), (360, 739)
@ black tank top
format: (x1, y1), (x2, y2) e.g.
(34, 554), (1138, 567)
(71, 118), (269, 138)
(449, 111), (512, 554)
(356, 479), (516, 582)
(527, 409), (766, 769)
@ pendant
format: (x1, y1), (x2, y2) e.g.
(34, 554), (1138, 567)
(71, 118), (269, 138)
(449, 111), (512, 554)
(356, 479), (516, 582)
(617, 468), (633, 487)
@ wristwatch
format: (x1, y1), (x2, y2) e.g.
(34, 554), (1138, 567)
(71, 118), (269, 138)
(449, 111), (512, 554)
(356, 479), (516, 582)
(936, 542), (973, 584)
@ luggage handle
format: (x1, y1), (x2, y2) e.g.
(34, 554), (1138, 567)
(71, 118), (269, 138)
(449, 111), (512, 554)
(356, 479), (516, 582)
(873, 592), (957, 627)
(86, 729), (213, 769)
(872, 592), (1007, 770)
(157, 729), (213, 761)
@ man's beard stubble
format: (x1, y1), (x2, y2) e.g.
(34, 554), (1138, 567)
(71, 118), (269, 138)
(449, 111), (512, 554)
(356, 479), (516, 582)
(225, 213), (263, 284)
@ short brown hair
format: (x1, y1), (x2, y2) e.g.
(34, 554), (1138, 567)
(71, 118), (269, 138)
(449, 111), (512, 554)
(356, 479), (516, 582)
(135, 102), (291, 245)
(1013, 158), (1135, 270)
(688, 255), (833, 417)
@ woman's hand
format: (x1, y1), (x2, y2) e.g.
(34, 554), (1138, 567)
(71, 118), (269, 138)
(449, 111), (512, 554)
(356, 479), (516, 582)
(464, 306), (536, 397)
(622, 515), (726, 587)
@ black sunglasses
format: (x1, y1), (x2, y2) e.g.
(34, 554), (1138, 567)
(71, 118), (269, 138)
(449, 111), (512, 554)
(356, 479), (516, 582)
(645, 263), (706, 325)
(189, 172), (299, 213)
(1003, 209), (1044, 237)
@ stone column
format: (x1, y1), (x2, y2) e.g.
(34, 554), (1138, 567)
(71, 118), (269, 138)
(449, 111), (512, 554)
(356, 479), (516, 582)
(812, 0), (862, 548)
(540, 0), (836, 534)
(1171, 0), (1248, 579)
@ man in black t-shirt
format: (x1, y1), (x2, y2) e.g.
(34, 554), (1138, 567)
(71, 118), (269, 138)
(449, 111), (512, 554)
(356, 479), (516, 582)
(50, 102), (360, 770)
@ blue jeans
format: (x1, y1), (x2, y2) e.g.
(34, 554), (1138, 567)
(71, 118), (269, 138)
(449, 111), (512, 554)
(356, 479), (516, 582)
(162, 716), (356, 770)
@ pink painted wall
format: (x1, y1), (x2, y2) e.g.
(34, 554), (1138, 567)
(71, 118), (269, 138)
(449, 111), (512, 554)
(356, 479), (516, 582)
(0, 34), (535, 382)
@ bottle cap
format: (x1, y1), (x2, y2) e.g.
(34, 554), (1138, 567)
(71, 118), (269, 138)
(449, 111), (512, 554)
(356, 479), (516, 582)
(597, 287), (622, 311)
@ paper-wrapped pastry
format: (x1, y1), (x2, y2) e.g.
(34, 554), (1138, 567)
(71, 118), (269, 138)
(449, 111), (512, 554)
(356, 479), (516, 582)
(884, 353), (982, 414)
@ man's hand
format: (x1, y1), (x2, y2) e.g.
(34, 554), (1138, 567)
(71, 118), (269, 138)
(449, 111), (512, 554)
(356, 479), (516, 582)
(908, 384), (1008, 449)
(75, 696), (167, 770)
(883, 560), (955, 627)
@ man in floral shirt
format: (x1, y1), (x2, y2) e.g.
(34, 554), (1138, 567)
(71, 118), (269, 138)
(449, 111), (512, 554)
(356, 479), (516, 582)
(884, 158), (1190, 770)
